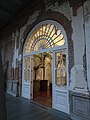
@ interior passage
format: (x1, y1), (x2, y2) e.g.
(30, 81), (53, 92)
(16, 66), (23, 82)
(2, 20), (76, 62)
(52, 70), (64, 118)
(6, 94), (71, 120)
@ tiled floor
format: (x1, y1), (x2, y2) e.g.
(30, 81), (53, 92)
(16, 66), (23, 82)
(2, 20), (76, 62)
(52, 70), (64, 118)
(6, 94), (72, 120)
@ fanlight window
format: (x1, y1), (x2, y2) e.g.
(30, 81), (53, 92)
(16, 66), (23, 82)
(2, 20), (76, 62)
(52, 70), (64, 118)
(25, 23), (65, 53)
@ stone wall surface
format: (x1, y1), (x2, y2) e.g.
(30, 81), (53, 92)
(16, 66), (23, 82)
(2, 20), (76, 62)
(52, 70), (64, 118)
(0, 0), (90, 119)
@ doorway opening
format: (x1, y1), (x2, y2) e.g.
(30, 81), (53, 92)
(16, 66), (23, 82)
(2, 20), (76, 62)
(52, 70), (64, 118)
(32, 51), (52, 108)
(22, 20), (69, 113)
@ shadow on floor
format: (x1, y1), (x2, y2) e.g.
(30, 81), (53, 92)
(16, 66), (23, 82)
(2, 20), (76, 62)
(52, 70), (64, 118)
(6, 94), (72, 120)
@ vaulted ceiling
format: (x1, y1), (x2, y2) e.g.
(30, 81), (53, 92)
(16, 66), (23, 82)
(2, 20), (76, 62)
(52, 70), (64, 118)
(0, 0), (32, 30)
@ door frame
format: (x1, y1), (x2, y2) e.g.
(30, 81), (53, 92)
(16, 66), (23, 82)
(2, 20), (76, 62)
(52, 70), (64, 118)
(22, 45), (69, 114)
(22, 55), (31, 99)
(29, 48), (52, 100)
(22, 19), (70, 114)
(22, 48), (52, 99)
(52, 46), (69, 114)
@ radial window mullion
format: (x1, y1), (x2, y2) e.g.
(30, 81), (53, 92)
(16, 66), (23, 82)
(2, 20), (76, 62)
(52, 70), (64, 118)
(25, 23), (65, 52)
(49, 25), (55, 37)
(45, 24), (51, 39)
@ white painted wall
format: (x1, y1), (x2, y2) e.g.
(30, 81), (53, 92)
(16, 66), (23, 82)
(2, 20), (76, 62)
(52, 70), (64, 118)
(12, 0), (90, 94)
(45, 1), (89, 92)
(70, 5), (88, 92)
(72, 6), (85, 65)
(84, 1), (90, 91)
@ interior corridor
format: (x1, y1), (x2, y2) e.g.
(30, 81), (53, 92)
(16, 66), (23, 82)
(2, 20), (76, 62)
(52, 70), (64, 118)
(6, 94), (71, 120)
(32, 52), (52, 108)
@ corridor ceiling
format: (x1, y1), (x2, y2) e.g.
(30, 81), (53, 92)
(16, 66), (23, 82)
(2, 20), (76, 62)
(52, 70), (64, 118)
(0, 0), (87, 30)
(0, 0), (32, 30)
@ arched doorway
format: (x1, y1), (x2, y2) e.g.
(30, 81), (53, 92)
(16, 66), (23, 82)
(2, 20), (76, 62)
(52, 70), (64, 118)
(22, 20), (69, 114)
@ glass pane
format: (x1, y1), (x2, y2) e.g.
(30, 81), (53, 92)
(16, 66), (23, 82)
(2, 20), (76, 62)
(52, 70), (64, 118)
(24, 57), (30, 81)
(61, 67), (66, 86)
(55, 52), (61, 69)
(55, 50), (66, 86)
(25, 23), (66, 53)
(55, 69), (60, 86)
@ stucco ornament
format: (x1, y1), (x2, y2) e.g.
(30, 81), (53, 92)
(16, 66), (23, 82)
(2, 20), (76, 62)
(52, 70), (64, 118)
(18, 54), (21, 61)
(75, 65), (88, 91)
(70, 64), (88, 91)
(20, 26), (27, 36)
(84, 1), (90, 24)
(16, 29), (19, 38)
(46, 1), (72, 20)
(70, 66), (76, 90)
(12, 32), (15, 41)
(26, 10), (40, 26)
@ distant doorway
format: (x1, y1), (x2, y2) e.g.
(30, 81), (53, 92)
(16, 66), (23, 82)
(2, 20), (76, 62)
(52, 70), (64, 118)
(22, 20), (69, 114)
(32, 52), (52, 108)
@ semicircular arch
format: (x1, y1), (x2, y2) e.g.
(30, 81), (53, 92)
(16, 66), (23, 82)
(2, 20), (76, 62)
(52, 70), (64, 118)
(23, 20), (68, 54)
